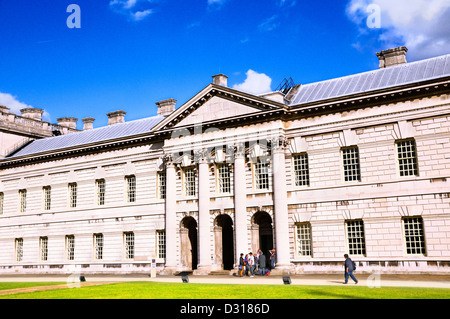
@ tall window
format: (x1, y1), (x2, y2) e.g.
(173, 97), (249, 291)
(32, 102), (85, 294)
(293, 153), (310, 186)
(346, 220), (366, 256)
(66, 235), (75, 261)
(0, 192), (3, 215)
(19, 189), (27, 213)
(254, 159), (269, 190)
(96, 179), (105, 206)
(397, 139), (419, 176)
(40, 237), (48, 261)
(342, 146), (361, 182)
(157, 230), (166, 259)
(124, 232), (135, 259)
(403, 217), (426, 255)
(158, 172), (166, 200)
(94, 234), (104, 260)
(295, 223), (312, 257)
(43, 186), (51, 211)
(126, 175), (136, 203)
(15, 238), (23, 262)
(69, 183), (77, 208)
(217, 164), (231, 194)
(184, 168), (196, 197)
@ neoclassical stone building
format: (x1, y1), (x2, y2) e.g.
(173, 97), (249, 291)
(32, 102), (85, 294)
(1, 47), (449, 275)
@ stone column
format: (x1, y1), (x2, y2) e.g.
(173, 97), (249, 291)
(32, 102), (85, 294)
(233, 142), (247, 265)
(197, 155), (211, 273)
(271, 137), (291, 269)
(164, 159), (177, 273)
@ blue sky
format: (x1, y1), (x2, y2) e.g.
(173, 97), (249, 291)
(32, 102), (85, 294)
(0, 0), (449, 128)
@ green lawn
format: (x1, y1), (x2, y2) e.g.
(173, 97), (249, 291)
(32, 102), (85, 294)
(0, 282), (62, 291)
(0, 282), (448, 299)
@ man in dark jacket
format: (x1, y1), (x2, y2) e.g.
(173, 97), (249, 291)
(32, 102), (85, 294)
(258, 252), (266, 275)
(344, 254), (358, 284)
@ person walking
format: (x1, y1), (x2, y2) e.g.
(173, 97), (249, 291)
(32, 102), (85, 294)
(258, 251), (266, 275)
(344, 254), (358, 284)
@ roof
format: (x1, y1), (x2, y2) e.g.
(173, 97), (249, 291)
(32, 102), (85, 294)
(7, 115), (165, 158)
(289, 53), (450, 106)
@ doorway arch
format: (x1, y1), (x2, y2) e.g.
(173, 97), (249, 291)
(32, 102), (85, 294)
(214, 214), (234, 270)
(180, 216), (198, 270)
(251, 211), (273, 269)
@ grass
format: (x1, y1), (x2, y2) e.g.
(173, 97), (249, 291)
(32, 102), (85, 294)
(0, 282), (62, 291)
(0, 282), (448, 299)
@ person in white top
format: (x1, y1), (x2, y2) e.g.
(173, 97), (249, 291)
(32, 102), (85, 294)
(248, 252), (255, 277)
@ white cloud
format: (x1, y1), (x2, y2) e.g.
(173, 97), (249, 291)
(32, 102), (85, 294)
(258, 15), (280, 32)
(0, 92), (50, 121)
(232, 70), (272, 95)
(346, 0), (450, 60)
(131, 9), (153, 21)
(109, 0), (153, 21)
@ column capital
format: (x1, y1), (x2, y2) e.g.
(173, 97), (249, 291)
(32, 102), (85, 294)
(194, 148), (209, 164)
(270, 136), (288, 153)
(233, 142), (246, 159)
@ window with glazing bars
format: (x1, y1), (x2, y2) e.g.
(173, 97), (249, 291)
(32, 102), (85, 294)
(403, 217), (426, 255)
(40, 237), (48, 261)
(342, 147), (361, 182)
(157, 230), (166, 259)
(43, 186), (51, 211)
(293, 153), (310, 186)
(94, 233), (104, 260)
(158, 172), (166, 199)
(69, 183), (77, 208)
(19, 189), (27, 213)
(124, 232), (134, 259)
(126, 175), (136, 202)
(397, 139), (418, 176)
(0, 192), (3, 215)
(295, 223), (312, 257)
(66, 235), (75, 261)
(96, 179), (105, 205)
(184, 168), (196, 197)
(217, 164), (231, 194)
(254, 159), (269, 190)
(346, 220), (366, 255)
(15, 238), (23, 262)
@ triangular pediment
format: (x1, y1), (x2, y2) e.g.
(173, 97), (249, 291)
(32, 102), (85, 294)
(152, 84), (286, 132)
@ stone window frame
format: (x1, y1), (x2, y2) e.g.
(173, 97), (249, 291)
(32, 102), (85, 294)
(96, 179), (106, 206)
(292, 152), (310, 187)
(253, 158), (270, 191)
(157, 171), (166, 200)
(156, 230), (166, 260)
(345, 219), (367, 256)
(40, 236), (48, 262)
(0, 192), (3, 215)
(341, 146), (361, 182)
(183, 166), (197, 198)
(294, 222), (313, 257)
(402, 216), (426, 256)
(124, 231), (135, 260)
(396, 138), (419, 177)
(66, 235), (75, 261)
(43, 186), (51, 211)
(125, 175), (136, 203)
(68, 183), (77, 208)
(19, 189), (27, 213)
(93, 233), (104, 260)
(216, 163), (231, 194)
(15, 238), (23, 262)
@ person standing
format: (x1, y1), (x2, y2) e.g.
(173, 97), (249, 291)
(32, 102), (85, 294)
(239, 253), (245, 277)
(344, 254), (358, 284)
(248, 252), (255, 277)
(270, 249), (276, 270)
(258, 251), (266, 275)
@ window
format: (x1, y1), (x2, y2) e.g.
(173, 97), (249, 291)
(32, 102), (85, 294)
(295, 223), (312, 257)
(397, 139), (418, 176)
(0, 192), (3, 215)
(43, 186), (51, 211)
(94, 234), (104, 260)
(293, 153), (310, 186)
(124, 232), (134, 259)
(217, 164), (231, 194)
(158, 172), (166, 200)
(126, 175), (136, 203)
(346, 220), (366, 256)
(254, 159), (269, 190)
(184, 168), (196, 197)
(40, 237), (48, 261)
(15, 238), (23, 262)
(342, 147), (361, 182)
(403, 217), (426, 255)
(96, 179), (105, 206)
(19, 189), (27, 213)
(69, 183), (77, 208)
(66, 235), (75, 261)
(157, 230), (166, 259)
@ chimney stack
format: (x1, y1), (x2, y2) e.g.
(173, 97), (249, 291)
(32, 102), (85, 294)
(82, 117), (95, 130)
(20, 108), (44, 121)
(376, 46), (408, 68)
(107, 110), (126, 125)
(156, 99), (177, 116)
(57, 117), (78, 129)
(212, 74), (228, 87)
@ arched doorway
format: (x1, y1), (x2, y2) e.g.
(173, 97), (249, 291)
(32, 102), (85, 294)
(214, 214), (234, 270)
(180, 216), (198, 270)
(251, 211), (273, 269)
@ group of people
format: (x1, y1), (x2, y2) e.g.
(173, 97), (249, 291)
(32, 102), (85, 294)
(238, 249), (276, 277)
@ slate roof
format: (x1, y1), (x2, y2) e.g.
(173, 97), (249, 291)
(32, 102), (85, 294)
(7, 115), (165, 158)
(289, 53), (450, 106)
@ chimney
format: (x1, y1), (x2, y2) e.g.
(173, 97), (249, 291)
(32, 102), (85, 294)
(57, 117), (78, 129)
(107, 110), (126, 125)
(20, 108), (44, 121)
(82, 117), (95, 130)
(376, 46), (408, 68)
(212, 74), (228, 87)
(156, 98), (177, 116)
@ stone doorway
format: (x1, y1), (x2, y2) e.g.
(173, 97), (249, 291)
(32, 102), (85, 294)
(180, 216), (198, 270)
(251, 211), (273, 269)
(214, 214), (234, 270)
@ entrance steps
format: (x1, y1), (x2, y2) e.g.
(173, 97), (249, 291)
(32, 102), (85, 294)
(208, 270), (232, 276)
